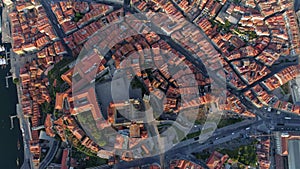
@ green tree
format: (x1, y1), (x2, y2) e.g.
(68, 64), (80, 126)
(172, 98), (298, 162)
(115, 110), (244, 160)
(13, 78), (19, 84)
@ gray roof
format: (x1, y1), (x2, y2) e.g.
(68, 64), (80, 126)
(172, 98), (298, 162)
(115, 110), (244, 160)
(288, 139), (300, 169)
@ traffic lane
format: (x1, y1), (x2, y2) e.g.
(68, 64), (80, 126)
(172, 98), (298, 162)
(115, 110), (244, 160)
(183, 129), (249, 154)
(160, 115), (254, 135)
(111, 124), (259, 168)
(213, 120), (262, 136)
(39, 141), (59, 169)
(171, 125), (255, 154)
(275, 118), (300, 126)
(170, 120), (261, 150)
(274, 126), (300, 131)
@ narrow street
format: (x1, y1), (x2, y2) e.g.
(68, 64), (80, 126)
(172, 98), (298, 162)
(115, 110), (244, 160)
(40, 0), (73, 57)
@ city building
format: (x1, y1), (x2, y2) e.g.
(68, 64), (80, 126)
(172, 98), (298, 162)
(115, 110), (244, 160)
(275, 132), (300, 169)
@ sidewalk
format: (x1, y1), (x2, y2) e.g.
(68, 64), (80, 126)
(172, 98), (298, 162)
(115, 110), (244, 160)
(2, 4), (13, 43)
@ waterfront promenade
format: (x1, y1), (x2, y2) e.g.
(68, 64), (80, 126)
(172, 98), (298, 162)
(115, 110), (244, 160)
(16, 85), (35, 169)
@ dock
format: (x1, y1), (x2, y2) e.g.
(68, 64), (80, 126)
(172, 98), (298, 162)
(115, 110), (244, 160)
(5, 47), (10, 62)
(5, 74), (12, 88)
(2, 46), (12, 88)
(10, 115), (18, 130)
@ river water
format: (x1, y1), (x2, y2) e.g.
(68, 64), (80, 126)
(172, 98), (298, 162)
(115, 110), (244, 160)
(0, 4), (24, 168)
(0, 65), (23, 168)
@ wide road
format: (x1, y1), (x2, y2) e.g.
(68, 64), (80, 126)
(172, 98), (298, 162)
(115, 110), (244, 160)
(39, 140), (60, 169)
(103, 120), (263, 169)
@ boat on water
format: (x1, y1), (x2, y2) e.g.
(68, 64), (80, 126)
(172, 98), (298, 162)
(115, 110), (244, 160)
(0, 57), (6, 69)
(17, 140), (20, 150)
(16, 157), (19, 167)
(0, 45), (5, 52)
